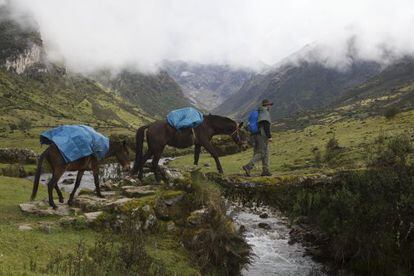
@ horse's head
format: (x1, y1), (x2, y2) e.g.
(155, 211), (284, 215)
(230, 122), (248, 151)
(109, 140), (131, 172)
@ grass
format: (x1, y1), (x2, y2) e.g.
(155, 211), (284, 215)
(0, 176), (97, 275)
(170, 109), (414, 177)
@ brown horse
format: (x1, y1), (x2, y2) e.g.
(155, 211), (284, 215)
(131, 115), (246, 182)
(31, 140), (130, 209)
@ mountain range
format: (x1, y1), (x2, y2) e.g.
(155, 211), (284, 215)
(163, 61), (252, 111)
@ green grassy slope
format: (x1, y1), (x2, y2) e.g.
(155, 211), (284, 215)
(0, 68), (153, 151)
(0, 176), (98, 275)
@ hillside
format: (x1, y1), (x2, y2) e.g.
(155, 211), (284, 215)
(91, 69), (190, 118)
(0, 8), (153, 150)
(214, 58), (381, 119)
(163, 61), (252, 111)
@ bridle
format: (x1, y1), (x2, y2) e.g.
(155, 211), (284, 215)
(230, 122), (243, 146)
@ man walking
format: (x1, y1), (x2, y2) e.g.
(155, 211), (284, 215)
(242, 99), (273, 177)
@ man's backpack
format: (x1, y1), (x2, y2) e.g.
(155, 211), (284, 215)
(247, 109), (260, 134)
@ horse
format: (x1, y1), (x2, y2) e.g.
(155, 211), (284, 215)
(31, 139), (131, 209)
(131, 114), (247, 182)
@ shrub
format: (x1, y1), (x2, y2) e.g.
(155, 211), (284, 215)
(324, 136), (344, 166)
(367, 133), (413, 168)
(311, 147), (322, 168)
(17, 119), (32, 132)
(384, 106), (400, 119)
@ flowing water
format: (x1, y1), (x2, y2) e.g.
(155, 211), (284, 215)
(228, 202), (326, 276)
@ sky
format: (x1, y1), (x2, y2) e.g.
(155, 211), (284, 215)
(5, 0), (414, 73)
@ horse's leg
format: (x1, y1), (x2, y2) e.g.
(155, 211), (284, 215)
(92, 166), (103, 198)
(54, 184), (64, 203)
(68, 170), (84, 206)
(194, 144), (201, 165)
(47, 168), (65, 209)
(151, 150), (164, 183)
(138, 151), (152, 180)
(201, 141), (223, 174)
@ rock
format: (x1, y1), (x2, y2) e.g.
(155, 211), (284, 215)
(19, 201), (72, 216)
(166, 221), (176, 232)
(84, 211), (103, 223)
(187, 208), (208, 226)
(164, 194), (185, 206)
(38, 222), (54, 234)
(122, 185), (157, 197)
(142, 204), (151, 213)
(74, 195), (107, 212)
(258, 222), (271, 230)
(100, 191), (117, 197)
(0, 148), (37, 164)
(18, 224), (33, 231)
(203, 163), (210, 167)
(62, 178), (75, 185)
(101, 180), (114, 191)
(143, 214), (157, 230)
(259, 213), (269, 219)
(122, 177), (141, 186)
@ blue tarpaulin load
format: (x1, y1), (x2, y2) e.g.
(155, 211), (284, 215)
(40, 125), (109, 163)
(167, 107), (204, 130)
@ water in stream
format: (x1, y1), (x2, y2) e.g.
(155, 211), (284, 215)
(228, 203), (326, 276)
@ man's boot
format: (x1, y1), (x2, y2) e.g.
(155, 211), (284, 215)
(261, 168), (272, 177)
(242, 165), (252, 177)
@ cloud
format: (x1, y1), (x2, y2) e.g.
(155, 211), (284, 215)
(7, 0), (414, 73)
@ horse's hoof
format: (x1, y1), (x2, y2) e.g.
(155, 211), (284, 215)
(59, 197), (64, 203)
(67, 199), (73, 206)
(97, 193), (104, 198)
(51, 205), (58, 210)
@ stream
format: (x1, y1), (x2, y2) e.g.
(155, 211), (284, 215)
(228, 202), (326, 276)
(28, 162), (326, 275)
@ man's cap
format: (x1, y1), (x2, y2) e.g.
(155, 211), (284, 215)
(262, 99), (274, 106)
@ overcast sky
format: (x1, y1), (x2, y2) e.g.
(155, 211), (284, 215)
(6, 0), (414, 73)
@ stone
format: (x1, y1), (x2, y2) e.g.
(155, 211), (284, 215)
(187, 208), (208, 226)
(144, 214), (157, 230)
(259, 213), (269, 219)
(18, 224), (33, 231)
(100, 191), (117, 197)
(38, 222), (54, 234)
(166, 221), (176, 232)
(74, 195), (107, 212)
(84, 211), (103, 223)
(122, 185), (157, 198)
(62, 178), (75, 185)
(19, 201), (72, 216)
(142, 204), (151, 213)
(101, 180), (114, 191)
(258, 222), (271, 230)
(164, 194), (185, 207)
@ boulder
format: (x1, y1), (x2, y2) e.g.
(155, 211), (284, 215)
(166, 221), (176, 233)
(258, 222), (271, 230)
(259, 213), (269, 219)
(19, 201), (72, 216)
(122, 185), (157, 198)
(18, 224), (33, 231)
(74, 195), (108, 212)
(84, 211), (103, 223)
(143, 214), (157, 230)
(62, 178), (75, 185)
(187, 208), (208, 226)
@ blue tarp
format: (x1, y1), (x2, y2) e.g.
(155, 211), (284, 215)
(40, 125), (109, 163)
(167, 107), (204, 130)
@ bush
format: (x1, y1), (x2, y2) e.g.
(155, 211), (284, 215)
(34, 215), (152, 276)
(367, 133), (413, 168)
(17, 119), (32, 132)
(311, 147), (322, 168)
(324, 136), (344, 166)
(384, 106), (400, 119)
(290, 167), (414, 274)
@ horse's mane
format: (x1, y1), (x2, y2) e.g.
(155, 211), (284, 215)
(205, 114), (235, 124)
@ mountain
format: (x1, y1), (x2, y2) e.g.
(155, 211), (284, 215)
(0, 6), (153, 142)
(163, 61), (252, 111)
(214, 57), (382, 120)
(91, 69), (190, 118)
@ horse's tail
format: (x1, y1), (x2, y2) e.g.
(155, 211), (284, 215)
(131, 125), (149, 175)
(31, 150), (46, 200)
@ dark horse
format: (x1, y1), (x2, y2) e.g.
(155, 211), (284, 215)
(31, 140), (131, 209)
(131, 115), (246, 182)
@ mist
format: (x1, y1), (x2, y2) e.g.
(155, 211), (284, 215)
(5, 0), (414, 73)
